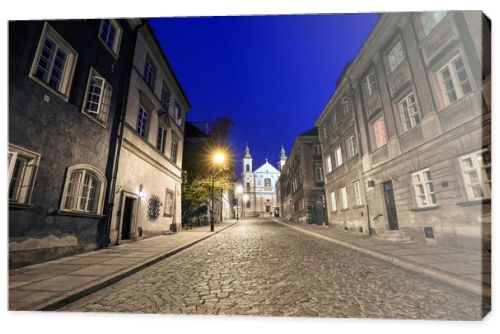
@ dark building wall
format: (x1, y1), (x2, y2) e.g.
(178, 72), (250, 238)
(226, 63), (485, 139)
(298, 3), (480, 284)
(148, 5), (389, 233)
(9, 19), (135, 267)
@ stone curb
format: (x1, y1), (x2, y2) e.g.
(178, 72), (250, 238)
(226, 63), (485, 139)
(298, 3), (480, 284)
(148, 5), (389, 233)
(273, 219), (490, 298)
(24, 221), (240, 311)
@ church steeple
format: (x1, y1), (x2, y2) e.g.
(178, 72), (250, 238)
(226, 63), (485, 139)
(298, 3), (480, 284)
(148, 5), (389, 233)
(242, 142), (253, 174)
(278, 144), (287, 171)
(243, 141), (251, 159)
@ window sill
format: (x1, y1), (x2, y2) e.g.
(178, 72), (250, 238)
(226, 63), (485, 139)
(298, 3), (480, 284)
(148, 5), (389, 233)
(29, 75), (69, 102)
(410, 205), (440, 212)
(352, 204), (364, 209)
(456, 199), (491, 207)
(163, 213), (173, 217)
(9, 202), (33, 210)
(341, 208), (349, 212)
(57, 210), (105, 219)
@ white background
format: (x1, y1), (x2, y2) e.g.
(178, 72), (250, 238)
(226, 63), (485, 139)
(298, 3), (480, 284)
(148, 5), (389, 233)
(1, 0), (498, 333)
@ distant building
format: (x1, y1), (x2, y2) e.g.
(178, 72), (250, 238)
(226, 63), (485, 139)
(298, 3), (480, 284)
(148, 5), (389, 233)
(8, 19), (135, 267)
(315, 11), (491, 252)
(241, 144), (281, 217)
(276, 128), (326, 223)
(108, 21), (190, 244)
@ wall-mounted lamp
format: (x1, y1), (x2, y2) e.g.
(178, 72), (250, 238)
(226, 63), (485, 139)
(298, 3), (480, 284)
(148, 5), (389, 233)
(138, 185), (146, 199)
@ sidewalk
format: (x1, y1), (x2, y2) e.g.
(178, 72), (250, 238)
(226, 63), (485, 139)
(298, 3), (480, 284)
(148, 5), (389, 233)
(274, 218), (491, 298)
(9, 220), (238, 311)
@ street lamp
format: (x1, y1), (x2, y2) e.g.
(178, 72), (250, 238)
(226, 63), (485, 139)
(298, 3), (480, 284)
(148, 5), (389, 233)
(242, 194), (249, 218)
(235, 184), (243, 221)
(211, 150), (226, 232)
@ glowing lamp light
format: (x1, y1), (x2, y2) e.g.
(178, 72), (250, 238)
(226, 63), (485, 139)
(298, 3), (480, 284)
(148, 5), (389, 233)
(242, 194), (249, 203)
(138, 185), (146, 199)
(213, 151), (226, 165)
(236, 184), (243, 194)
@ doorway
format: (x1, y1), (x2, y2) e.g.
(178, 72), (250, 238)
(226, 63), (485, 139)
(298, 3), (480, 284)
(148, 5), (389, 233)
(121, 197), (136, 240)
(383, 181), (399, 230)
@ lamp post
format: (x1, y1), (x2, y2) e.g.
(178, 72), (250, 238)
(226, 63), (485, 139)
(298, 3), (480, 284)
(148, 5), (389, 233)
(242, 194), (249, 218)
(236, 184), (243, 221)
(211, 151), (225, 232)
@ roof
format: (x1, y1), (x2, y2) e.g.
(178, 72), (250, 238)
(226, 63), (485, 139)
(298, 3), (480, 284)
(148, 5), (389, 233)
(298, 127), (318, 137)
(254, 160), (280, 174)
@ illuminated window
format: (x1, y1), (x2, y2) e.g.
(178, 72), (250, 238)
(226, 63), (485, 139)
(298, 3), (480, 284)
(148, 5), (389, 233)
(353, 181), (362, 205)
(325, 155), (333, 174)
(459, 149), (491, 200)
(340, 186), (348, 209)
(30, 23), (77, 98)
(8, 144), (41, 205)
(334, 146), (343, 167)
(164, 189), (174, 216)
(412, 169), (436, 207)
(373, 116), (388, 150)
(61, 165), (106, 214)
(330, 191), (337, 212)
(82, 68), (112, 126)
(170, 138), (178, 164)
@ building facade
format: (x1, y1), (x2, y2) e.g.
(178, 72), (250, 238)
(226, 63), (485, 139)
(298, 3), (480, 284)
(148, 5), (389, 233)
(316, 11), (491, 252)
(276, 128), (326, 224)
(9, 19), (135, 267)
(241, 144), (281, 217)
(108, 22), (190, 244)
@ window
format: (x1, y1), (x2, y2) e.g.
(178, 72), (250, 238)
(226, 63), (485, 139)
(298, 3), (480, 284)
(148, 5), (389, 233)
(353, 181), (362, 206)
(322, 126), (327, 140)
(174, 103), (182, 126)
(136, 105), (148, 137)
(30, 23), (77, 98)
(388, 41), (405, 72)
(342, 97), (350, 115)
(346, 135), (358, 159)
(332, 113), (338, 128)
(412, 169), (437, 207)
(99, 19), (122, 56)
(334, 146), (343, 167)
(156, 125), (167, 153)
(330, 191), (337, 212)
(61, 165), (106, 214)
(143, 56), (156, 88)
(170, 138), (178, 164)
(399, 92), (420, 131)
(264, 178), (272, 191)
(421, 11), (447, 35)
(246, 182), (250, 189)
(245, 164), (250, 172)
(164, 189), (174, 216)
(439, 55), (472, 106)
(315, 166), (324, 182)
(246, 201), (251, 208)
(8, 144), (41, 205)
(160, 81), (170, 109)
(340, 186), (348, 209)
(365, 71), (378, 96)
(82, 68), (112, 126)
(325, 155), (333, 174)
(373, 116), (388, 150)
(459, 149), (491, 200)
(313, 145), (321, 156)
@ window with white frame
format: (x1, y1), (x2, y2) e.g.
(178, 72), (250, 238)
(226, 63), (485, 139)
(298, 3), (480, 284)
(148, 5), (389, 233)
(346, 135), (358, 159)
(136, 105), (148, 137)
(143, 56), (156, 88)
(330, 191), (337, 212)
(61, 165), (106, 214)
(315, 166), (324, 182)
(439, 55), (472, 106)
(342, 97), (350, 115)
(174, 103), (182, 126)
(421, 11), (447, 36)
(325, 155), (333, 174)
(8, 144), (41, 205)
(340, 186), (348, 209)
(353, 181), (362, 206)
(156, 125), (167, 153)
(160, 81), (170, 109)
(399, 92), (420, 131)
(412, 169), (437, 207)
(459, 149), (491, 200)
(373, 116), (388, 150)
(365, 71), (378, 96)
(30, 23), (77, 98)
(313, 145), (321, 156)
(334, 146), (343, 167)
(264, 178), (272, 191)
(388, 41), (405, 72)
(164, 189), (174, 216)
(171, 137), (178, 164)
(82, 68), (112, 126)
(98, 19), (122, 56)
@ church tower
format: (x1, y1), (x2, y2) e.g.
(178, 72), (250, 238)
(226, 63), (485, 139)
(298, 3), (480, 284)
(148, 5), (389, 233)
(278, 144), (287, 171)
(242, 142), (253, 174)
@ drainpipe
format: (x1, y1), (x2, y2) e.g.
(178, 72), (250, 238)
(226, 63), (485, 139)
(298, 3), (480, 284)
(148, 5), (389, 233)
(102, 20), (146, 248)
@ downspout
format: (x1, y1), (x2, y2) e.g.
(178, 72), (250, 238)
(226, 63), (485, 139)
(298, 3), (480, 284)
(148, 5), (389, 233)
(103, 20), (146, 248)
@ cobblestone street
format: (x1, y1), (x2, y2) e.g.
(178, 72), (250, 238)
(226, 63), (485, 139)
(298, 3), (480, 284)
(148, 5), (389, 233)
(61, 218), (485, 320)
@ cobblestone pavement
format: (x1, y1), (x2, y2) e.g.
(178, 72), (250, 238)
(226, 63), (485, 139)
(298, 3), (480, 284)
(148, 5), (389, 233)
(61, 218), (487, 320)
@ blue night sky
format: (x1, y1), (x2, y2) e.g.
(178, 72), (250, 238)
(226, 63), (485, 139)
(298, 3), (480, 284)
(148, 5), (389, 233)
(149, 13), (379, 175)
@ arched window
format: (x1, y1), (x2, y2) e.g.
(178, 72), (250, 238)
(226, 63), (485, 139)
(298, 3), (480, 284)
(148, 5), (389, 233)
(60, 165), (106, 215)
